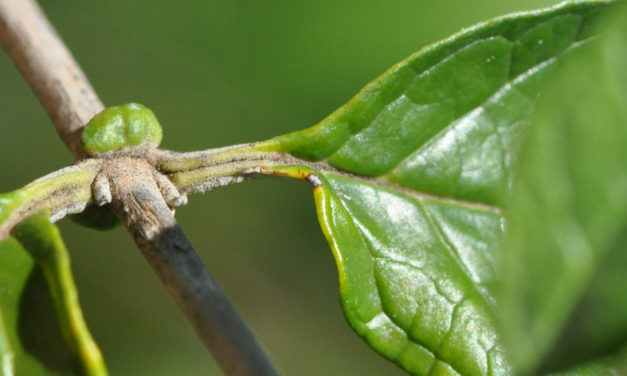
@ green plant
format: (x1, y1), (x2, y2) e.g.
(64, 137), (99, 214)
(0, 0), (625, 375)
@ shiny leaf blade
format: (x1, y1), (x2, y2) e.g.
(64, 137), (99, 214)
(500, 5), (627, 374)
(251, 2), (612, 375)
(314, 171), (506, 375)
(258, 1), (609, 205)
(0, 214), (107, 376)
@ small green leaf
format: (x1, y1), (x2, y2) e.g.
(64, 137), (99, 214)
(81, 103), (162, 156)
(251, 2), (611, 375)
(500, 5), (627, 374)
(0, 213), (107, 376)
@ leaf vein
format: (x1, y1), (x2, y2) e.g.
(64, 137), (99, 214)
(331, 185), (469, 376)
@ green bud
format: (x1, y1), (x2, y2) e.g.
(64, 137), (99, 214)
(81, 103), (162, 155)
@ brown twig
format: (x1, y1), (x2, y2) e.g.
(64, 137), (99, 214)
(105, 158), (279, 376)
(0, 1), (280, 374)
(0, 0), (102, 159)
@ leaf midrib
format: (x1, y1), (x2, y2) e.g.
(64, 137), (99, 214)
(305, 159), (503, 214)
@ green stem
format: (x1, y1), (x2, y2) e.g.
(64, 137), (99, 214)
(0, 160), (100, 242)
(155, 144), (303, 193)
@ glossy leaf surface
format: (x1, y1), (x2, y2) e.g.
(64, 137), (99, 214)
(500, 6), (627, 374)
(0, 214), (107, 376)
(254, 1), (611, 375)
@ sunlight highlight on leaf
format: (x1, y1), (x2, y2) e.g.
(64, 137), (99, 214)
(254, 1), (612, 374)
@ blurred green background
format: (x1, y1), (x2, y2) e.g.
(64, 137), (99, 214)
(0, 1), (557, 374)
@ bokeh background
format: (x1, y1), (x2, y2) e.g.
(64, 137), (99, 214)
(1, 1), (558, 374)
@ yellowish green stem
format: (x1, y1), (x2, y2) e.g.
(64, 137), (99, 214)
(12, 213), (108, 376)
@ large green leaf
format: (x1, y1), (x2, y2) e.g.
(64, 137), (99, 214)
(0, 214), (107, 376)
(500, 5), (627, 374)
(250, 2), (611, 375)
